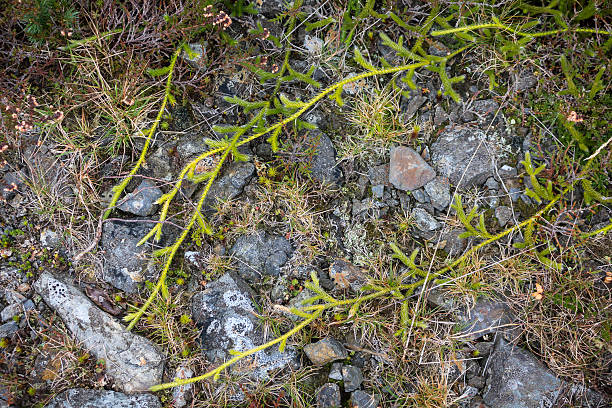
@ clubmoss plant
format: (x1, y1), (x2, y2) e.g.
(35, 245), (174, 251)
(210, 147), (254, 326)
(99, 4), (612, 391)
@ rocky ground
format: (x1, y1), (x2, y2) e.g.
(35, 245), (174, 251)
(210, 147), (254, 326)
(0, 1), (611, 407)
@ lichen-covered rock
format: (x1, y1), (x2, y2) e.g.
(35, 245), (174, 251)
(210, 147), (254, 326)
(230, 231), (293, 283)
(482, 338), (562, 408)
(306, 131), (342, 185)
(117, 179), (162, 217)
(33, 272), (164, 392)
(431, 126), (499, 188)
(191, 273), (297, 378)
(100, 220), (156, 293)
(303, 337), (347, 365)
(316, 383), (341, 408)
(45, 388), (161, 408)
(495, 206), (513, 227)
(389, 146), (436, 191)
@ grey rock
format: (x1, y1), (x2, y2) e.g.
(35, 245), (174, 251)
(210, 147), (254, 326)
(412, 189), (429, 203)
(350, 390), (380, 408)
(172, 365), (194, 408)
(352, 198), (387, 218)
(191, 273), (297, 378)
(0, 321), (18, 337)
(316, 383), (341, 408)
(440, 229), (467, 256)
(230, 231), (293, 283)
(1, 299), (34, 322)
(367, 165), (390, 186)
(328, 362), (343, 380)
(101, 220), (157, 293)
(329, 259), (367, 292)
(498, 165), (518, 179)
(482, 338), (562, 408)
(424, 176), (451, 211)
(434, 106), (449, 126)
(34, 272), (164, 392)
(303, 337), (347, 366)
(426, 288), (457, 311)
(40, 229), (60, 249)
(204, 162), (255, 211)
(403, 95), (427, 119)
(371, 184), (384, 198)
(45, 388), (161, 408)
(389, 146), (436, 191)
(485, 177), (500, 191)
(509, 187), (521, 202)
(412, 208), (440, 231)
(471, 99), (500, 127)
(117, 179), (162, 216)
(457, 298), (517, 341)
(307, 131), (342, 185)
(342, 73), (365, 95)
(431, 126), (497, 188)
(514, 70), (537, 92)
(342, 365), (363, 392)
(495, 206), (513, 227)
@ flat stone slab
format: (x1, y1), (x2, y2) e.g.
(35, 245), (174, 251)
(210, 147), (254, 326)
(45, 388), (161, 408)
(34, 272), (164, 392)
(389, 146), (436, 191)
(457, 298), (518, 341)
(191, 273), (297, 378)
(483, 338), (562, 408)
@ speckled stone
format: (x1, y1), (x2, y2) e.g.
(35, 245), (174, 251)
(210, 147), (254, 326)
(389, 146), (436, 191)
(303, 337), (347, 366)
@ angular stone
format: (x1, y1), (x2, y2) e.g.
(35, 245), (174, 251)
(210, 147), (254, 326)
(424, 176), (451, 211)
(457, 298), (517, 341)
(117, 179), (163, 217)
(431, 126), (497, 188)
(349, 390), (380, 408)
(191, 273), (297, 378)
(411, 208), (440, 232)
(342, 365), (363, 392)
(495, 206), (513, 227)
(303, 337), (347, 365)
(229, 231), (293, 283)
(328, 260), (367, 292)
(403, 95), (427, 119)
(40, 229), (60, 249)
(328, 362), (343, 380)
(316, 383), (341, 408)
(0, 321), (18, 338)
(45, 388), (161, 408)
(1, 299), (34, 322)
(172, 365), (194, 408)
(513, 70), (537, 92)
(483, 338), (562, 408)
(434, 106), (449, 126)
(307, 131), (342, 185)
(100, 220), (156, 293)
(204, 162), (255, 211)
(34, 272), (164, 392)
(304, 35), (323, 55)
(389, 146), (436, 191)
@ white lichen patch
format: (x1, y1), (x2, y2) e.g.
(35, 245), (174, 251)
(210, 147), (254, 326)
(223, 290), (252, 310)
